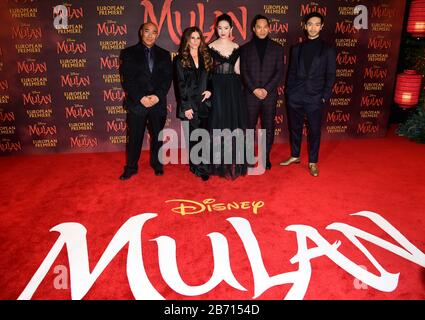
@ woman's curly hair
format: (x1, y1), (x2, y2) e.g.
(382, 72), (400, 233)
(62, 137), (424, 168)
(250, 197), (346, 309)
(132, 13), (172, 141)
(178, 26), (213, 71)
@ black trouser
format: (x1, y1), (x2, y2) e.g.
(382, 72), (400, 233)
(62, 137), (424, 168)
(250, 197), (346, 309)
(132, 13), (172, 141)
(186, 116), (209, 176)
(125, 110), (166, 172)
(287, 100), (323, 163)
(246, 99), (276, 163)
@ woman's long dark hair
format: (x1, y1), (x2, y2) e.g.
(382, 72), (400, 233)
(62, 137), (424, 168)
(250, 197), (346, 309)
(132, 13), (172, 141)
(216, 13), (233, 28)
(214, 13), (233, 39)
(178, 26), (213, 71)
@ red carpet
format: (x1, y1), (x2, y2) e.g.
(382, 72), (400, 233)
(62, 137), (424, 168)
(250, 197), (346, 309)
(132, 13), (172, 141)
(1, 128), (424, 300)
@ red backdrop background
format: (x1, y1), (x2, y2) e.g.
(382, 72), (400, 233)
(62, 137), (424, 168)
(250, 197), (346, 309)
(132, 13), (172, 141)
(0, 0), (406, 155)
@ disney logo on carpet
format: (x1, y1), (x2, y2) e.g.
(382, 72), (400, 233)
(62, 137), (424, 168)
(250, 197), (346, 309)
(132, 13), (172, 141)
(165, 198), (265, 215)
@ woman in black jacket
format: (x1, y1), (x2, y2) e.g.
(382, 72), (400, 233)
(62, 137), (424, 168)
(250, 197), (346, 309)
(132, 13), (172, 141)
(175, 26), (212, 181)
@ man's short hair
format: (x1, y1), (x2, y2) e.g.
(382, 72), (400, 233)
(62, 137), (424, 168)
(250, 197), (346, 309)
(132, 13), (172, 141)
(303, 12), (324, 25)
(138, 22), (158, 42)
(138, 22), (157, 34)
(251, 14), (270, 30)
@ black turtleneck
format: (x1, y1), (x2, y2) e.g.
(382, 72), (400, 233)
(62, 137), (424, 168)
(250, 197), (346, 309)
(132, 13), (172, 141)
(254, 35), (268, 64)
(302, 37), (321, 73)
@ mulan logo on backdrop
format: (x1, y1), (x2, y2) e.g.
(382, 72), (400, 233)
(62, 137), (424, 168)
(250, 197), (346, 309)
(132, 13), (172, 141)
(28, 123), (57, 137)
(65, 105), (94, 119)
(326, 111), (350, 123)
(357, 122), (379, 134)
(22, 92), (52, 106)
(269, 19), (288, 34)
(336, 52), (357, 65)
(361, 94), (384, 108)
(335, 21), (358, 35)
(17, 59), (47, 74)
(100, 55), (119, 70)
(364, 66), (388, 80)
(300, 3), (327, 16)
(18, 211), (425, 300)
(70, 135), (98, 148)
(56, 40), (87, 54)
(371, 5), (397, 19)
(0, 139), (21, 152)
(368, 37), (392, 50)
(11, 25), (42, 40)
(60, 73), (90, 88)
(97, 22), (127, 36)
(332, 81), (354, 95)
(103, 88), (125, 102)
(106, 119), (127, 133)
(141, 0), (248, 44)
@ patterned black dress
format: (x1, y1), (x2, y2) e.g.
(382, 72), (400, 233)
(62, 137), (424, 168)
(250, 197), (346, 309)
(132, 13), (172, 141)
(209, 47), (248, 179)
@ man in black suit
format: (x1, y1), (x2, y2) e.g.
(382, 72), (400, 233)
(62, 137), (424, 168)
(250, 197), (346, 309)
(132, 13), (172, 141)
(119, 22), (173, 180)
(240, 15), (284, 170)
(280, 12), (336, 177)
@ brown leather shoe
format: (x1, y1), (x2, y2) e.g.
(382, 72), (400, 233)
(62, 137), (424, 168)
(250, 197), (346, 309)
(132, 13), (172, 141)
(280, 157), (301, 166)
(308, 163), (319, 177)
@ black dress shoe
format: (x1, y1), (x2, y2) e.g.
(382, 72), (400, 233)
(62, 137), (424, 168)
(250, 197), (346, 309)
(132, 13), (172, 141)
(119, 171), (136, 180)
(266, 161), (272, 170)
(201, 174), (209, 181)
(154, 169), (164, 176)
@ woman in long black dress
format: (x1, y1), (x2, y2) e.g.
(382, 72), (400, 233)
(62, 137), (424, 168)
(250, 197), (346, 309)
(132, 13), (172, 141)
(208, 14), (248, 179)
(175, 26), (213, 181)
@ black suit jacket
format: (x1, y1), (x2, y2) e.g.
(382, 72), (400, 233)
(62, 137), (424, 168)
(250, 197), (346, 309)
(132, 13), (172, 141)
(174, 54), (211, 120)
(240, 38), (284, 103)
(120, 43), (173, 116)
(286, 39), (336, 103)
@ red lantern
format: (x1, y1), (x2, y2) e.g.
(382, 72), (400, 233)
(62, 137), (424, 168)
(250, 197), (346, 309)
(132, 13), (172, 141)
(394, 70), (423, 108)
(407, 0), (425, 37)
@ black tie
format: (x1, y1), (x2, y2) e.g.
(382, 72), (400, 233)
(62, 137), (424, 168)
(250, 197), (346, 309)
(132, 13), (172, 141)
(145, 47), (153, 73)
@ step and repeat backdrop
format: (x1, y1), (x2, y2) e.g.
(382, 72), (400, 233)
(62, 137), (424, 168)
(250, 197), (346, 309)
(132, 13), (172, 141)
(0, 0), (406, 155)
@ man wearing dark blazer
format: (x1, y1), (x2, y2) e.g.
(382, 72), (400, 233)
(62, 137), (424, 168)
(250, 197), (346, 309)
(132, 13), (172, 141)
(280, 12), (336, 177)
(240, 15), (284, 171)
(119, 22), (173, 180)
